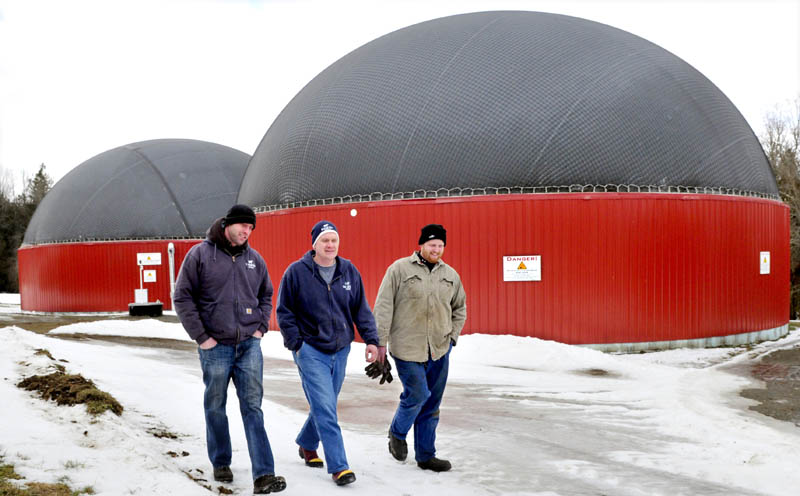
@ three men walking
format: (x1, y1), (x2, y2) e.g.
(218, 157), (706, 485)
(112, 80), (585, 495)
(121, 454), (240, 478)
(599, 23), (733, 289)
(175, 207), (465, 492)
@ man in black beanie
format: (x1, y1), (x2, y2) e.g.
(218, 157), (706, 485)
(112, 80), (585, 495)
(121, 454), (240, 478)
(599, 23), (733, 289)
(373, 223), (467, 472)
(174, 204), (286, 494)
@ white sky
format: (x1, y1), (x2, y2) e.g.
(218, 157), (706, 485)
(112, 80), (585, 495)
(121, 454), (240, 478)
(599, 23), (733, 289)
(0, 0), (798, 193)
(2, 296), (800, 494)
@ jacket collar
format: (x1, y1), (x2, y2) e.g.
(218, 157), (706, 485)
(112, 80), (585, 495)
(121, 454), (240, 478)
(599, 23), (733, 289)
(409, 251), (442, 269)
(301, 250), (344, 278)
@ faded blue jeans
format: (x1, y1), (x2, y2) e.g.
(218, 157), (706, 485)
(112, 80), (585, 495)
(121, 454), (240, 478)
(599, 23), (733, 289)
(292, 342), (350, 474)
(390, 345), (451, 462)
(198, 337), (275, 480)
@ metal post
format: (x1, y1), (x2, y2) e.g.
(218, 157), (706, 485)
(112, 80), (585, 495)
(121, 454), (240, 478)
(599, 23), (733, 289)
(168, 242), (176, 310)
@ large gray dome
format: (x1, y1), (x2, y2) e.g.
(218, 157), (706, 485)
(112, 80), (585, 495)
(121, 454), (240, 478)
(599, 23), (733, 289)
(239, 10), (776, 207)
(24, 139), (250, 244)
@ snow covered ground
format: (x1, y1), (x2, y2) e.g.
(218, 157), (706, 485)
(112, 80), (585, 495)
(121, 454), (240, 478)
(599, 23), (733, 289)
(1, 292), (799, 495)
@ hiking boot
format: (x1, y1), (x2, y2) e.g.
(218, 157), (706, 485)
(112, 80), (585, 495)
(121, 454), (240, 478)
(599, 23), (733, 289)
(332, 469), (356, 486)
(298, 445), (324, 468)
(417, 457), (452, 472)
(213, 466), (233, 482)
(388, 431), (407, 461)
(253, 474), (287, 494)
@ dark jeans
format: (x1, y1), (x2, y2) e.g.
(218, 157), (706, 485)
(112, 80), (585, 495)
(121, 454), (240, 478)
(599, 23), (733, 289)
(390, 345), (451, 462)
(198, 337), (275, 480)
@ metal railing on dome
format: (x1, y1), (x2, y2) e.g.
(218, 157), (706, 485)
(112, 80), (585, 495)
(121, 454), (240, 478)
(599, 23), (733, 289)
(21, 235), (204, 246)
(253, 184), (781, 213)
(23, 184), (781, 245)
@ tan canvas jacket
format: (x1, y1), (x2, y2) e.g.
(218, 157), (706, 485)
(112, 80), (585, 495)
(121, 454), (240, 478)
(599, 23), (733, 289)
(373, 253), (467, 362)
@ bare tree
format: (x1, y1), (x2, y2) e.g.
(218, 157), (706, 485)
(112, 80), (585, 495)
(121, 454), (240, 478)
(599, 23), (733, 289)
(0, 166), (15, 201)
(762, 97), (800, 317)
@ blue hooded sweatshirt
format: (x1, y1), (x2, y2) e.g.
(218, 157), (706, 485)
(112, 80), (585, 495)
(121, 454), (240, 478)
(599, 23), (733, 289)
(276, 250), (379, 353)
(174, 218), (273, 345)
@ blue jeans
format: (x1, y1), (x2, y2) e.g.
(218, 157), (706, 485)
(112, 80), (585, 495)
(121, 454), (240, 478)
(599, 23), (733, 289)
(390, 346), (451, 462)
(292, 342), (350, 474)
(198, 337), (275, 480)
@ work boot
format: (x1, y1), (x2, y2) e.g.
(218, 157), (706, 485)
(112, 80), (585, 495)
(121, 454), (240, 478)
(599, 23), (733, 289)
(253, 474), (287, 494)
(332, 469), (356, 486)
(298, 445), (324, 468)
(213, 466), (233, 482)
(417, 457), (452, 472)
(388, 431), (407, 461)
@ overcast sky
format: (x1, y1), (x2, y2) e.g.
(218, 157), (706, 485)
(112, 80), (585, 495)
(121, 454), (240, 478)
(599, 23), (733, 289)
(0, 0), (798, 193)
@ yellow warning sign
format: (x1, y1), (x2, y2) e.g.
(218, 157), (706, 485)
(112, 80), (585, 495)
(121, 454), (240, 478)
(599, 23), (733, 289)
(760, 251), (770, 275)
(518, 262), (527, 270)
(137, 252), (162, 266)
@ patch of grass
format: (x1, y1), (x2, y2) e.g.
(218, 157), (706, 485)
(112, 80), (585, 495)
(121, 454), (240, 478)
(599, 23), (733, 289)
(147, 428), (178, 439)
(63, 460), (86, 470)
(0, 456), (94, 495)
(1, 461), (23, 481)
(17, 372), (123, 417)
(182, 469), (212, 491)
(33, 349), (55, 360)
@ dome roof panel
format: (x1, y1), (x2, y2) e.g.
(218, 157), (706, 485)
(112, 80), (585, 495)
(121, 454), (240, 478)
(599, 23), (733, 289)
(240, 11), (776, 207)
(24, 139), (250, 244)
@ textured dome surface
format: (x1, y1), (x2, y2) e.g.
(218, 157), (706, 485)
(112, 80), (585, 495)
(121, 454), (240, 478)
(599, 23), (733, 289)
(24, 139), (250, 244)
(239, 10), (776, 207)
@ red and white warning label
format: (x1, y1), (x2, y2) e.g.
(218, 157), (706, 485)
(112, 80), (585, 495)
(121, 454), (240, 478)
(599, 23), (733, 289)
(503, 255), (541, 282)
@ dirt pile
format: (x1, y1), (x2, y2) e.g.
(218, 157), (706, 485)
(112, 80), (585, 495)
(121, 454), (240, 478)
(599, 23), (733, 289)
(17, 371), (123, 416)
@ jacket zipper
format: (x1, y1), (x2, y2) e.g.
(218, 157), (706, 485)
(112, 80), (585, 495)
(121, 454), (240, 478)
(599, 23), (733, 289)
(233, 255), (240, 344)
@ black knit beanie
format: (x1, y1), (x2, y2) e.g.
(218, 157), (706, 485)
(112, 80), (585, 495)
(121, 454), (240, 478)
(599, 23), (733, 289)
(418, 224), (446, 245)
(223, 204), (256, 229)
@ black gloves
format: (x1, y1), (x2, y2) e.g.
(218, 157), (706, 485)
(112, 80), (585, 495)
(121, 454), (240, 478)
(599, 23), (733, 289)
(365, 359), (393, 384)
(365, 361), (382, 379)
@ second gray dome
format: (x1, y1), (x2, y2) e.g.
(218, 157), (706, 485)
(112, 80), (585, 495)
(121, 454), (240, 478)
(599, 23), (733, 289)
(24, 139), (250, 244)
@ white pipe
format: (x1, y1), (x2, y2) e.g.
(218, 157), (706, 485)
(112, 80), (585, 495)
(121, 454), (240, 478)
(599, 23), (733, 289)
(168, 242), (176, 310)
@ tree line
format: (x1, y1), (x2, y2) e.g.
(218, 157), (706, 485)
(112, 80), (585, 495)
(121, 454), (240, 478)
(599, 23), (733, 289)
(0, 164), (52, 292)
(762, 98), (800, 318)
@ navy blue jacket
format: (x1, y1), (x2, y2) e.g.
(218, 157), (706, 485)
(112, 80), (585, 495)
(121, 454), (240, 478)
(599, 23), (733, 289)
(174, 219), (273, 345)
(277, 250), (379, 353)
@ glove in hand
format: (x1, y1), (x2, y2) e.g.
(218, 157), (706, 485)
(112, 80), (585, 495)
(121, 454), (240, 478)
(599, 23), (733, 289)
(365, 361), (383, 380)
(379, 359), (393, 384)
(365, 359), (394, 384)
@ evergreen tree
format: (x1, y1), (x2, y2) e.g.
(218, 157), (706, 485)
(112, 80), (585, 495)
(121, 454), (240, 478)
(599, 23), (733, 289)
(0, 163), (53, 292)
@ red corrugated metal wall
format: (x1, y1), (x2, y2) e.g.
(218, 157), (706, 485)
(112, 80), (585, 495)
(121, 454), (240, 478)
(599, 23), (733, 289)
(250, 193), (789, 344)
(18, 193), (789, 345)
(18, 240), (200, 312)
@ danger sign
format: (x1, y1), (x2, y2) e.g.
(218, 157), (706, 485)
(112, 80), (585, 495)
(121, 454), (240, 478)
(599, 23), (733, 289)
(137, 252), (162, 266)
(503, 255), (541, 282)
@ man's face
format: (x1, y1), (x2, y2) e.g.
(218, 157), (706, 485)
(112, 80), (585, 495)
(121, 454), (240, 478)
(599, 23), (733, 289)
(419, 239), (445, 263)
(314, 232), (339, 259)
(225, 222), (254, 246)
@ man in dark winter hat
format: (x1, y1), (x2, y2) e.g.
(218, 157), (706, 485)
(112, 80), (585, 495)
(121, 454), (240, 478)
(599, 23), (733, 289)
(276, 219), (381, 486)
(174, 204), (286, 494)
(373, 223), (467, 472)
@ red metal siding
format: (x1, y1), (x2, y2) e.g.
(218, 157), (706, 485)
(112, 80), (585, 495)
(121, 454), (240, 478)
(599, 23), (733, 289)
(248, 193), (788, 345)
(18, 240), (200, 312)
(18, 193), (789, 346)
